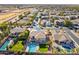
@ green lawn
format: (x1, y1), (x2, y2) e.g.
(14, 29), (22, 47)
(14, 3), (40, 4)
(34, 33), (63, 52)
(39, 44), (48, 52)
(13, 38), (17, 40)
(39, 48), (48, 52)
(10, 41), (24, 52)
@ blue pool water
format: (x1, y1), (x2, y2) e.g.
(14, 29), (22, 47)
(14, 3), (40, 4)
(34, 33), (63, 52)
(28, 42), (38, 52)
(0, 40), (10, 51)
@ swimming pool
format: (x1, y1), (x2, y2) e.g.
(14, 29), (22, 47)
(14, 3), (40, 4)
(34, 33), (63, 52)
(28, 42), (38, 52)
(0, 39), (10, 51)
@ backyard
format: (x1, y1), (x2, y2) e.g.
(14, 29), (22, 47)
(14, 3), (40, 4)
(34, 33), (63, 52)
(9, 41), (24, 53)
(39, 44), (48, 53)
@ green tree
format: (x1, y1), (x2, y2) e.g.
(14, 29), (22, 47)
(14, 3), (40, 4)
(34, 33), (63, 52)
(64, 19), (73, 27)
(0, 22), (8, 31)
(59, 12), (64, 16)
(18, 15), (23, 20)
(23, 12), (30, 17)
(51, 17), (57, 23)
(18, 30), (30, 40)
(0, 22), (10, 42)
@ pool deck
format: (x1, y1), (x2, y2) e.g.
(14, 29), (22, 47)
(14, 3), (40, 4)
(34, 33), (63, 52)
(0, 40), (10, 51)
(0, 36), (9, 47)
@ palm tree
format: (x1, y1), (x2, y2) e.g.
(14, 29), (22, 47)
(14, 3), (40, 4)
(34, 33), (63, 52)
(64, 19), (73, 27)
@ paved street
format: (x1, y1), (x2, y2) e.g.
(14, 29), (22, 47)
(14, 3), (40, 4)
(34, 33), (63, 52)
(64, 27), (79, 45)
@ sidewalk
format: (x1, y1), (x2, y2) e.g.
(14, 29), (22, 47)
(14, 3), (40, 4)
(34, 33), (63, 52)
(71, 30), (79, 38)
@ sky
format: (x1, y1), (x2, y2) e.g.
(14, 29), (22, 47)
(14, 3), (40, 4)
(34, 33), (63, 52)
(0, 0), (79, 4)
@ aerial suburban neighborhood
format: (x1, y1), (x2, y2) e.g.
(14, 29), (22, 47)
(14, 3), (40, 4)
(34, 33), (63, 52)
(0, 5), (79, 55)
